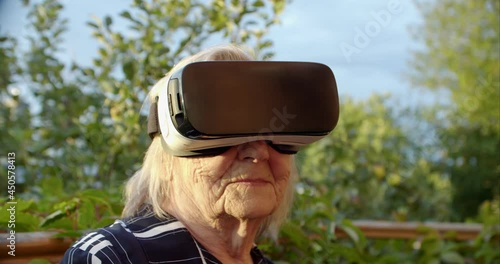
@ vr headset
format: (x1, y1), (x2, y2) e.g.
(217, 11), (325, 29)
(148, 61), (339, 156)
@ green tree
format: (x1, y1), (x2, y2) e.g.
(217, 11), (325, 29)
(0, 34), (33, 195)
(409, 0), (500, 220)
(298, 95), (452, 222)
(0, 0), (289, 194)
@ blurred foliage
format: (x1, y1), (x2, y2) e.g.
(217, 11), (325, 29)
(409, 0), (500, 220)
(0, 176), (122, 238)
(260, 191), (499, 263)
(298, 95), (452, 222)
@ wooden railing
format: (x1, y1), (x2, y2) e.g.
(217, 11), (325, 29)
(0, 221), (483, 263)
(336, 220), (483, 241)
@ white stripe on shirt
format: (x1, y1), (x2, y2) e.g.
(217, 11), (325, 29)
(79, 234), (105, 251)
(72, 232), (97, 249)
(133, 221), (185, 238)
(89, 240), (113, 255)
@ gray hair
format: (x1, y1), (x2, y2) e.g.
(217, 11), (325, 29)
(122, 44), (298, 239)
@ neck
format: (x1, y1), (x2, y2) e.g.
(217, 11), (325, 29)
(177, 213), (263, 263)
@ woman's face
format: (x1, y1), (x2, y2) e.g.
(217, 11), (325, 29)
(168, 141), (292, 222)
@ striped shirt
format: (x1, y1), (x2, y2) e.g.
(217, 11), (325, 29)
(61, 206), (273, 264)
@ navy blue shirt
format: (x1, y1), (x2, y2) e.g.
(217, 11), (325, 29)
(61, 206), (273, 264)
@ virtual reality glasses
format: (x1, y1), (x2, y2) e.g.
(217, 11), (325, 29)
(148, 61), (339, 156)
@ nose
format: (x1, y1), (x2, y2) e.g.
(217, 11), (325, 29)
(237, 141), (270, 163)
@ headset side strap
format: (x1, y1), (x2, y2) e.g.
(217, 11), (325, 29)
(147, 99), (160, 139)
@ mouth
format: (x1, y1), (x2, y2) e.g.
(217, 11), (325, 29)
(230, 178), (272, 185)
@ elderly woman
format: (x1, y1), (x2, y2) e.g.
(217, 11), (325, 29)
(62, 45), (338, 263)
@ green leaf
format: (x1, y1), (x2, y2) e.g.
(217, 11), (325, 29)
(78, 199), (96, 229)
(119, 11), (132, 19)
(253, 0), (265, 7)
(441, 252), (465, 264)
(122, 59), (136, 81)
(104, 16), (113, 29)
(40, 176), (64, 198)
(86, 21), (99, 29)
(41, 198), (80, 228)
(40, 209), (67, 227)
(16, 199), (36, 212)
(338, 220), (366, 250)
(339, 224), (359, 243)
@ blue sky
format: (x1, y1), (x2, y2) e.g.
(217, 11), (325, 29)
(0, 0), (434, 105)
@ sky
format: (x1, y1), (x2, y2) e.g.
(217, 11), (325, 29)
(0, 0), (434, 105)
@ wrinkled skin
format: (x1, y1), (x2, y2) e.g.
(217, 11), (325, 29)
(166, 140), (292, 263)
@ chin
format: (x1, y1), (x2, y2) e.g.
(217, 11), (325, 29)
(225, 193), (277, 219)
(241, 204), (276, 219)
